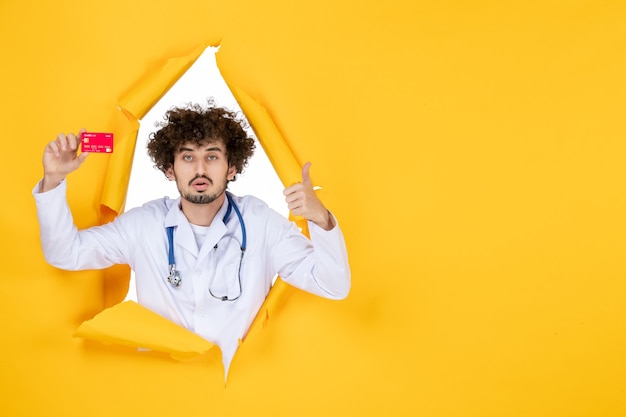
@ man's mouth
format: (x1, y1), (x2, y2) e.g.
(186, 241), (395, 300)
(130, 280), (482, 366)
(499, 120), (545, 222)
(190, 176), (212, 191)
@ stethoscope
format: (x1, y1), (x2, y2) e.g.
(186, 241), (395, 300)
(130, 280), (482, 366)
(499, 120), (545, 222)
(166, 192), (247, 301)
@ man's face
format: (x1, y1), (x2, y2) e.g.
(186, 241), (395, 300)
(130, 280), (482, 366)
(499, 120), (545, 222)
(166, 140), (236, 205)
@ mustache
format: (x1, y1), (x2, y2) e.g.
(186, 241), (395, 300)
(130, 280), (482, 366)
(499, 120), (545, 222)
(188, 175), (213, 186)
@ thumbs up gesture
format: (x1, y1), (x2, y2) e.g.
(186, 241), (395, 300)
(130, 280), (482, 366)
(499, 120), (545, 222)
(283, 162), (335, 230)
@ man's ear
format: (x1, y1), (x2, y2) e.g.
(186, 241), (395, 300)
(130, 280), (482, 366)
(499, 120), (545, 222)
(228, 165), (237, 181)
(165, 166), (175, 181)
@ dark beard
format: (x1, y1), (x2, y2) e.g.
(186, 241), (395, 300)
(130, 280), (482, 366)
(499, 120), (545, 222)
(181, 191), (222, 204)
(179, 175), (228, 204)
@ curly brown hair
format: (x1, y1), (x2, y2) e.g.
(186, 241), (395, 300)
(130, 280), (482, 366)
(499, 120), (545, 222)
(147, 101), (255, 179)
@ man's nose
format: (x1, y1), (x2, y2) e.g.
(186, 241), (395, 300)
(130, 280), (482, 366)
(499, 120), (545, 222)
(195, 159), (209, 175)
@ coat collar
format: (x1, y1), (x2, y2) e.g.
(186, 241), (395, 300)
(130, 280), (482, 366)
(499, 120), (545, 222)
(164, 196), (230, 258)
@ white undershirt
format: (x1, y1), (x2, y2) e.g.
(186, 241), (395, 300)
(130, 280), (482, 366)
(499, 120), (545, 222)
(189, 223), (210, 250)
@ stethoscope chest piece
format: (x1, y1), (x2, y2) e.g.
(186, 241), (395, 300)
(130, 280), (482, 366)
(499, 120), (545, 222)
(168, 265), (182, 287)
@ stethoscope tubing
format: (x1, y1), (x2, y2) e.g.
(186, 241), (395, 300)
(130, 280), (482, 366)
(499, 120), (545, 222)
(166, 192), (247, 291)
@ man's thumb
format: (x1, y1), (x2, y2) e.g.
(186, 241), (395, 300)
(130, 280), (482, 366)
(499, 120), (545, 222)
(302, 162), (312, 185)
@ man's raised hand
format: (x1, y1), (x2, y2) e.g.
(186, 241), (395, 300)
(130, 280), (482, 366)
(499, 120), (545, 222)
(41, 129), (89, 192)
(283, 162), (334, 231)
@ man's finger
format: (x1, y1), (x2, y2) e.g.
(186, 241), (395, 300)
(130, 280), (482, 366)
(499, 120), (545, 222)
(56, 133), (68, 151)
(302, 162), (312, 185)
(77, 151), (89, 164)
(78, 128), (86, 145)
(67, 133), (79, 150)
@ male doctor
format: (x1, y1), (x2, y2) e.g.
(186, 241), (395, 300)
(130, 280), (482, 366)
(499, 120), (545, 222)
(33, 103), (351, 374)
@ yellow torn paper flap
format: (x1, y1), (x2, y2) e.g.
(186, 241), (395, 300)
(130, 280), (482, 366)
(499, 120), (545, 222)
(74, 301), (214, 360)
(228, 85), (302, 189)
(224, 84), (310, 342)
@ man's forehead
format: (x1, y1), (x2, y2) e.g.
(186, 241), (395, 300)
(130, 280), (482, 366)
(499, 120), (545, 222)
(177, 139), (226, 152)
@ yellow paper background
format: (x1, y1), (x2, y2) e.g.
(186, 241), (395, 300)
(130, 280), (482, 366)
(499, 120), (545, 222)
(2, 1), (626, 416)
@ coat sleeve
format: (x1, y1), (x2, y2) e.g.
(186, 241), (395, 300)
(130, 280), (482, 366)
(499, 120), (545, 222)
(32, 180), (131, 270)
(266, 208), (351, 300)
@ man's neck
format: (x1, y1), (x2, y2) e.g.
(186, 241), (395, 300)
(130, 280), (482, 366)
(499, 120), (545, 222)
(179, 193), (226, 226)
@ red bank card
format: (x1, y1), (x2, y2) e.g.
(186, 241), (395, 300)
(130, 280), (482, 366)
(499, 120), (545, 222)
(81, 132), (114, 153)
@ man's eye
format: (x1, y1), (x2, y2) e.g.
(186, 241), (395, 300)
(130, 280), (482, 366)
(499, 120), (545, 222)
(208, 155), (217, 161)
(183, 155), (193, 161)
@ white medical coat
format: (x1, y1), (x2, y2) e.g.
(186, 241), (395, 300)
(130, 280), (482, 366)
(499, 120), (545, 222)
(33, 180), (351, 373)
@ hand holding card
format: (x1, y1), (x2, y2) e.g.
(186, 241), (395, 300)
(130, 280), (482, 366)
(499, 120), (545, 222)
(81, 132), (114, 153)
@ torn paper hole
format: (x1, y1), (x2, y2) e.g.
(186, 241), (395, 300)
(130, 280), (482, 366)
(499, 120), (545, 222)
(124, 46), (286, 302)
